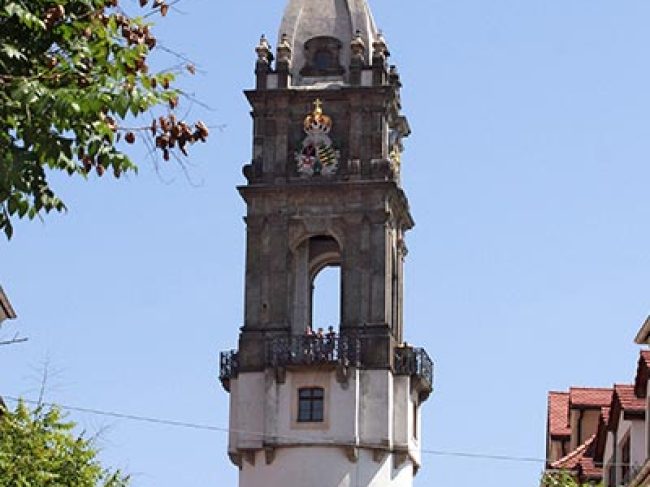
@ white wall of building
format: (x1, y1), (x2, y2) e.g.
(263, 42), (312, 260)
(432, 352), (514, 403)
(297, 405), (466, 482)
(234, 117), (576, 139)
(359, 370), (393, 445)
(240, 447), (414, 487)
(229, 372), (266, 451)
(228, 368), (421, 487)
(603, 415), (646, 486)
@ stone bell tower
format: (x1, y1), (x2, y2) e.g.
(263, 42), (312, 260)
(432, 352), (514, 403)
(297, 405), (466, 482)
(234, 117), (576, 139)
(219, 1), (433, 486)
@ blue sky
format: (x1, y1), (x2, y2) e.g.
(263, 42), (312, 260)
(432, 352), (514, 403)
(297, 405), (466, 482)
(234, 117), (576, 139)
(2, 1), (650, 486)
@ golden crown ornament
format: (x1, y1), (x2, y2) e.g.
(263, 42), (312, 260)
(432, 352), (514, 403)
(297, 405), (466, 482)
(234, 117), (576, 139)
(296, 100), (340, 177)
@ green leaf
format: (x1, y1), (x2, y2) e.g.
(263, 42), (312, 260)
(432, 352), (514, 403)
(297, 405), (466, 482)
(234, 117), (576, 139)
(0, 0), (208, 240)
(0, 401), (130, 485)
(3, 222), (13, 240)
(1, 43), (25, 60)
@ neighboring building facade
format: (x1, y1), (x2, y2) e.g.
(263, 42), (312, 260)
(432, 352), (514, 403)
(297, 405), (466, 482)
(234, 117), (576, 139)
(546, 387), (612, 483)
(627, 327), (650, 487)
(544, 318), (650, 486)
(601, 383), (646, 486)
(0, 286), (16, 325)
(219, 1), (433, 486)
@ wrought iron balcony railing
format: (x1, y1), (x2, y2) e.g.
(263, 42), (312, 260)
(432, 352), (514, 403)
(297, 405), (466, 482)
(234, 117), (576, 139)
(219, 350), (239, 392)
(395, 346), (434, 391)
(267, 335), (361, 368)
(219, 336), (434, 397)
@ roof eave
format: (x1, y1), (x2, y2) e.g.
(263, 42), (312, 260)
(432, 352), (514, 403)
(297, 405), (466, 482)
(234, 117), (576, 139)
(0, 286), (16, 323)
(550, 432), (571, 440)
(623, 410), (646, 421)
(635, 316), (650, 344)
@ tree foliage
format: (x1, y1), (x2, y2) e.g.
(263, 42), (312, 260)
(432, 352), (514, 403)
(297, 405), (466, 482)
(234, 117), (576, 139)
(0, 400), (129, 486)
(542, 471), (603, 487)
(0, 0), (208, 239)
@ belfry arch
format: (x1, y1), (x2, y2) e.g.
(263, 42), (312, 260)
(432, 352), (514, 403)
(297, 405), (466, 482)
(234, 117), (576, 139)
(290, 234), (342, 335)
(312, 265), (341, 333)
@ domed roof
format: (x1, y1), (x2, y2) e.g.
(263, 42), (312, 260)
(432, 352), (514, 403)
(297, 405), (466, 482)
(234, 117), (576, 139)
(278, 0), (380, 86)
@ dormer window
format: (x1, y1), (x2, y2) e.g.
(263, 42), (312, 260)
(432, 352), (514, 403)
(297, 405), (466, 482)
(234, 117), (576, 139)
(301, 37), (345, 77)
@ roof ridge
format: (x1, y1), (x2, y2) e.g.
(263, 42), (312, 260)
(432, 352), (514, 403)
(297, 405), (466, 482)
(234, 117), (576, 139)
(570, 386), (613, 391)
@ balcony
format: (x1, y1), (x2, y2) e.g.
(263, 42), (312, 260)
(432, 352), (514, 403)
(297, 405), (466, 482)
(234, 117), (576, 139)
(267, 335), (361, 368)
(219, 335), (434, 399)
(219, 350), (239, 392)
(395, 346), (434, 399)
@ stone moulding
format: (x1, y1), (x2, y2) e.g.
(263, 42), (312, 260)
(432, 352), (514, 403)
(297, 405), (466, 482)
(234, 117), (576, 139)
(229, 444), (421, 473)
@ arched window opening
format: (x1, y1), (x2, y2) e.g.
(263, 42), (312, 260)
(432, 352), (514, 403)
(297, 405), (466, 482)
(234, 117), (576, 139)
(311, 265), (341, 334)
(308, 235), (341, 335)
(300, 36), (345, 77)
(292, 235), (341, 336)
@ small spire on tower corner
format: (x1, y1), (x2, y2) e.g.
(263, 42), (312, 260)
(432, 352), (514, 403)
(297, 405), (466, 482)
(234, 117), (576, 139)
(255, 34), (272, 64)
(277, 33), (292, 64)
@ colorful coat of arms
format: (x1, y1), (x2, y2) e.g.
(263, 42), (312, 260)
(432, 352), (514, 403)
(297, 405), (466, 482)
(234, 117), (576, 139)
(296, 99), (340, 177)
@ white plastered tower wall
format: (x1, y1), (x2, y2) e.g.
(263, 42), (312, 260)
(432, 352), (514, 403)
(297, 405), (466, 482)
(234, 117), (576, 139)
(219, 0), (433, 485)
(228, 369), (422, 487)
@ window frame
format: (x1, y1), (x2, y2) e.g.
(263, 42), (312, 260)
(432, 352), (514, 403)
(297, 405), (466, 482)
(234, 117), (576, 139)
(297, 387), (325, 423)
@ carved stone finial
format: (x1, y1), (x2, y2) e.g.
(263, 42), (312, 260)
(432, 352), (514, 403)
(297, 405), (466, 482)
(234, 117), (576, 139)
(313, 98), (324, 116)
(373, 30), (390, 59)
(389, 64), (402, 87)
(351, 29), (366, 60)
(256, 34), (272, 63)
(277, 33), (292, 63)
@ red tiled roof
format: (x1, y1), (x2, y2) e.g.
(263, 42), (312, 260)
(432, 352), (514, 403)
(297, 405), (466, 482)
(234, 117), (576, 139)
(569, 387), (613, 408)
(551, 435), (595, 471)
(578, 454), (602, 481)
(614, 384), (645, 413)
(551, 435), (603, 482)
(607, 385), (646, 431)
(548, 391), (570, 438)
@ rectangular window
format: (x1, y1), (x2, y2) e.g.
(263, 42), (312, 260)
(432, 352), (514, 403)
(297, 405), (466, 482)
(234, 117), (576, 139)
(298, 387), (324, 423)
